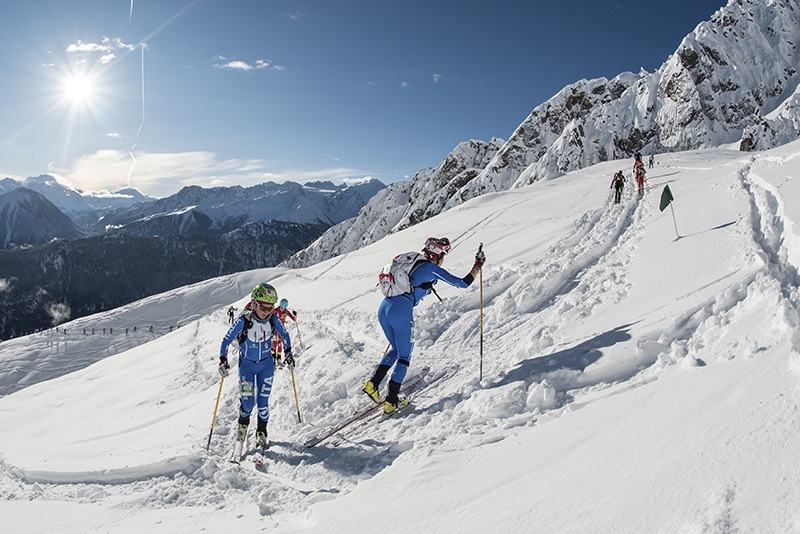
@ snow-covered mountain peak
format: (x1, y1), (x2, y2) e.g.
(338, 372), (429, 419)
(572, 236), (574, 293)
(0, 187), (84, 248)
(286, 0), (800, 269)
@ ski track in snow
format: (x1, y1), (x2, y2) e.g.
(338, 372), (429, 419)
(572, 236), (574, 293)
(2, 145), (800, 531)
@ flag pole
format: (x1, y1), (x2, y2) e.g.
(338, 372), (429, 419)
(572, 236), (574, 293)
(659, 185), (678, 238)
(669, 203), (679, 238)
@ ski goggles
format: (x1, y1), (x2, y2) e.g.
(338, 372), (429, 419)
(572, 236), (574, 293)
(254, 300), (274, 312)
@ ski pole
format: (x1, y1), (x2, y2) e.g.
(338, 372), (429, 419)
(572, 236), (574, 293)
(294, 320), (305, 351)
(206, 375), (225, 451)
(290, 369), (302, 424)
(478, 243), (484, 382)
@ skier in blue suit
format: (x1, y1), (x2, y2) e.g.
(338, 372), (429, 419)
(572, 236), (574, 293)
(363, 237), (485, 413)
(219, 282), (293, 454)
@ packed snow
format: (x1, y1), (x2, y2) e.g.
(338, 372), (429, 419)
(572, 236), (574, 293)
(2, 141), (800, 533)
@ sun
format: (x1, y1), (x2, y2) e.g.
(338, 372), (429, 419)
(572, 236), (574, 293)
(62, 74), (95, 105)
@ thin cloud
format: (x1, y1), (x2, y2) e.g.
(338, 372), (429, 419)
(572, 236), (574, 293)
(45, 303), (71, 326)
(401, 81), (411, 88)
(213, 58), (284, 71)
(50, 150), (362, 198)
(66, 37), (138, 64)
(433, 73), (443, 84)
(217, 60), (255, 71)
(67, 41), (108, 53)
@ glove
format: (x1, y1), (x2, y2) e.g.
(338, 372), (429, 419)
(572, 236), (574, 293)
(218, 357), (230, 378)
(474, 247), (486, 269)
(284, 352), (295, 370)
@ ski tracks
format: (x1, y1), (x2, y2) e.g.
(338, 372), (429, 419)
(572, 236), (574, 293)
(629, 156), (800, 382)
(382, 186), (654, 447)
(482, 188), (646, 366)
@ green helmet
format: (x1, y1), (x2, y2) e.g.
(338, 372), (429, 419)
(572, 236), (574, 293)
(251, 283), (278, 304)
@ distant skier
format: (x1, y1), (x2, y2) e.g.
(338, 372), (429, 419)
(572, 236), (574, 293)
(611, 171), (626, 204)
(634, 154), (647, 195)
(227, 306), (236, 324)
(362, 237), (485, 414)
(271, 298), (297, 366)
(219, 283), (293, 455)
(648, 154), (655, 169)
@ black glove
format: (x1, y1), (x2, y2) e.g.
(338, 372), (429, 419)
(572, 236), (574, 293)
(474, 247), (486, 269)
(284, 352), (295, 370)
(218, 357), (230, 378)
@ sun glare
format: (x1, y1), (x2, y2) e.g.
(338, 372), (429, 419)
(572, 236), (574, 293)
(63, 74), (95, 104)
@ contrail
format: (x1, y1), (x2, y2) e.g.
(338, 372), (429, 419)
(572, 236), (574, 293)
(129, 0), (134, 22)
(128, 44), (146, 186)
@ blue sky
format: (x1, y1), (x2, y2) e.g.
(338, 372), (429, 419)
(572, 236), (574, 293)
(1, 0), (726, 198)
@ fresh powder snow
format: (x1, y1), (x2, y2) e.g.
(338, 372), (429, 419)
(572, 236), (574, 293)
(1, 142), (800, 532)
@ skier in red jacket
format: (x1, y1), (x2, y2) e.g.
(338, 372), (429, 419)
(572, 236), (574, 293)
(634, 154), (647, 195)
(272, 298), (297, 366)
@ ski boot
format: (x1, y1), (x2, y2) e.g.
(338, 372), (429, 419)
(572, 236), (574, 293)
(362, 380), (381, 404)
(383, 397), (409, 414)
(384, 379), (409, 414)
(253, 420), (269, 467)
(229, 421), (248, 464)
(363, 364), (391, 403)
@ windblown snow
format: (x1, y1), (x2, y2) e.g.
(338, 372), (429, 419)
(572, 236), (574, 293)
(1, 142), (800, 533)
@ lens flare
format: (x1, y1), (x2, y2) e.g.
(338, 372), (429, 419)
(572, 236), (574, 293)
(62, 73), (96, 105)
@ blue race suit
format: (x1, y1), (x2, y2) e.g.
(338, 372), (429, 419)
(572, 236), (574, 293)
(220, 310), (291, 424)
(378, 260), (470, 384)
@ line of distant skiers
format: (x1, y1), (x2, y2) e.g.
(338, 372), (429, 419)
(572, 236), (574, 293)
(47, 324), (176, 336)
(611, 152), (654, 203)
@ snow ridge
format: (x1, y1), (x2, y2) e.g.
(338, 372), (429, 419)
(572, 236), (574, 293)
(286, 0), (800, 269)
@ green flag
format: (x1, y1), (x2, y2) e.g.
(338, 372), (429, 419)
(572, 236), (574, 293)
(659, 185), (674, 212)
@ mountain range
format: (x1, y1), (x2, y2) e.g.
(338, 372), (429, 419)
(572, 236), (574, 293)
(0, 175), (153, 217)
(0, 177), (384, 339)
(283, 0), (800, 268)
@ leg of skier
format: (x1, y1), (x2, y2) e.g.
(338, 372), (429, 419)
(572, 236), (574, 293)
(364, 298), (413, 409)
(254, 359), (274, 447)
(381, 307), (414, 413)
(230, 361), (257, 462)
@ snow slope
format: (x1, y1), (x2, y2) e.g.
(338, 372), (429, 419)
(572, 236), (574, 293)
(1, 142), (800, 533)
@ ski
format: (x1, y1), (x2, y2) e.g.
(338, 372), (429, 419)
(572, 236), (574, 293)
(304, 366), (431, 448)
(229, 440), (245, 464)
(253, 438), (269, 468)
(361, 365), (459, 428)
(325, 365), (458, 446)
